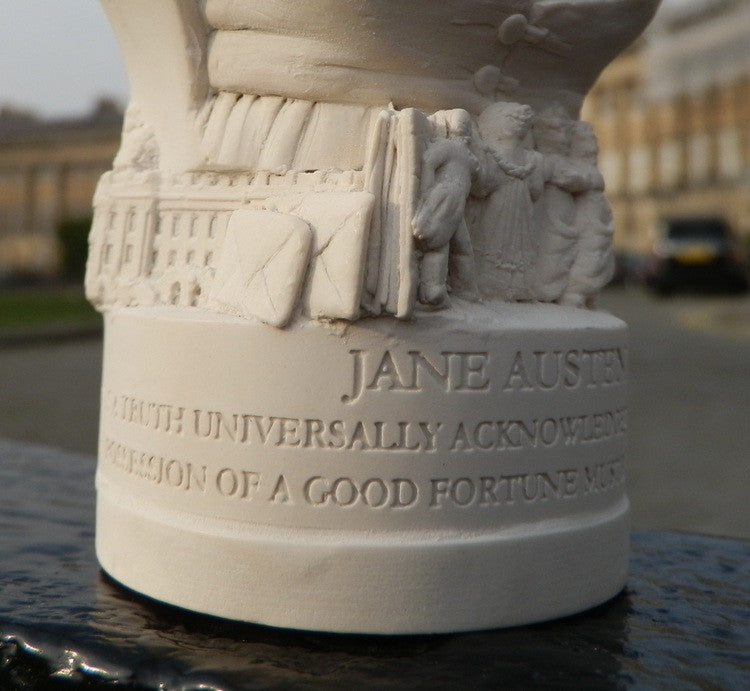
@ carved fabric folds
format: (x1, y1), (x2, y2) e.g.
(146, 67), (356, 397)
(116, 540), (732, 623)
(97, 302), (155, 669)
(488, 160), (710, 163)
(474, 163), (537, 301)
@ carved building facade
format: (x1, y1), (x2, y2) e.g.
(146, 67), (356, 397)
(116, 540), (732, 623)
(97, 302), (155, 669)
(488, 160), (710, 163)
(582, 0), (750, 256)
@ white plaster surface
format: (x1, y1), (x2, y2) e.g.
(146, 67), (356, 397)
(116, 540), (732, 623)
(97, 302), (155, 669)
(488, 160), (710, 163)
(89, 0), (660, 633)
(209, 209), (312, 327)
(96, 303), (629, 633)
(268, 192), (375, 321)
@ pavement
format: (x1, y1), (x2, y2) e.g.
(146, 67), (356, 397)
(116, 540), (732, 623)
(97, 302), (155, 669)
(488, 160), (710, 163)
(1, 285), (749, 538)
(675, 295), (750, 340)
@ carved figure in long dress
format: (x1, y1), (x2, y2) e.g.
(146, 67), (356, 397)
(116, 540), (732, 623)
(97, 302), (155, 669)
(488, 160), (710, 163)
(531, 114), (595, 303)
(472, 101), (544, 301)
(412, 110), (479, 308)
(561, 122), (615, 308)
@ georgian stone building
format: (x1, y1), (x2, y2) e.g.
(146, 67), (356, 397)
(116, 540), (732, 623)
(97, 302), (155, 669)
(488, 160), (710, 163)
(582, 0), (750, 256)
(0, 101), (122, 277)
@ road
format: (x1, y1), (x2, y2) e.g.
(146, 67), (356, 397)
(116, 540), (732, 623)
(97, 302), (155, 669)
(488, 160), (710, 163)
(0, 287), (748, 538)
(0, 337), (102, 455)
(599, 287), (750, 539)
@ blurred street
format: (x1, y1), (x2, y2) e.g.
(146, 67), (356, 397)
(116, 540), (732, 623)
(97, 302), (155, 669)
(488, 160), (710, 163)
(0, 337), (101, 455)
(0, 285), (748, 539)
(599, 286), (750, 540)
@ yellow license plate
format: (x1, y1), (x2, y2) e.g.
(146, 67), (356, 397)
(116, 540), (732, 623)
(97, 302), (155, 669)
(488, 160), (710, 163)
(676, 246), (717, 265)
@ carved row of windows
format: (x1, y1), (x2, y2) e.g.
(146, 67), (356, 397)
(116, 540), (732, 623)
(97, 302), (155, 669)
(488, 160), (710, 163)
(155, 211), (224, 241)
(168, 168), (364, 191)
(150, 248), (215, 271)
(95, 202), (230, 276)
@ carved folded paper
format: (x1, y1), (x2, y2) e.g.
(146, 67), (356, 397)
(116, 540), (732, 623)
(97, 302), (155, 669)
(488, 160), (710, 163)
(267, 192), (375, 321)
(208, 209), (312, 328)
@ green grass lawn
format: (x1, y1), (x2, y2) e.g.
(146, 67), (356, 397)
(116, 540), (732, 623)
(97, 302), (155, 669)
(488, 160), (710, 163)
(0, 287), (100, 329)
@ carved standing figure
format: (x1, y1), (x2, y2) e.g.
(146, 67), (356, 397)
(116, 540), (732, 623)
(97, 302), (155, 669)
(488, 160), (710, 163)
(531, 113), (594, 303)
(560, 122), (615, 308)
(472, 102), (543, 301)
(412, 110), (479, 308)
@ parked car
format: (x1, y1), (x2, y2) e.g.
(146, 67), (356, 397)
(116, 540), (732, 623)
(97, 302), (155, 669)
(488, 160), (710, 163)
(645, 217), (749, 295)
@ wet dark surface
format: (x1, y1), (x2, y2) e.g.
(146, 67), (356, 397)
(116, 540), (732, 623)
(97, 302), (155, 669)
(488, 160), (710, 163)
(1, 439), (749, 689)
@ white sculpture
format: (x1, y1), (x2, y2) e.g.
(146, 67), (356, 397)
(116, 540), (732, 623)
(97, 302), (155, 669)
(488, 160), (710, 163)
(473, 101), (543, 301)
(90, 0), (659, 634)
(562, 121), (616, 308)
(532, 111), (590, 303)
(412, 110), (479, 308)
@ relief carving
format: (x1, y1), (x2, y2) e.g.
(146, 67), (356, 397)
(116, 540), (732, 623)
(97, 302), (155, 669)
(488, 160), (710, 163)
(87, 0), (660, 327)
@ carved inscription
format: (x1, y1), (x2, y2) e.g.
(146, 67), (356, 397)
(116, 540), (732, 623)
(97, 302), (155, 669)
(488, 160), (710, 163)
(104, 393), (625, 454)
(502, 348), (625, 391)
(193, 411), (441, 452)
(449, 409), (627, 451)
(342, 350), (490, 404)
(101, 343), (626, 515)
(429, 458), (625, 509)
(103, 437), (625, 511)
(303, 476), (418, 509)
(107, 394), (185, 434)
(104, 438), (206, 490)
(343, 347), (626, 403)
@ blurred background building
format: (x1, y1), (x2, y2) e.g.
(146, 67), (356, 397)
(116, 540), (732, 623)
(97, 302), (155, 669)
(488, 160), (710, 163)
(582, 0), (750, 262)
(0, 99), (121, 279)
(1, 0), (749, 281)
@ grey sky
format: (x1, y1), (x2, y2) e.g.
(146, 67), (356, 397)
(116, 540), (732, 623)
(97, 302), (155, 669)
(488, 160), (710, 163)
(0, 0), (691, 120)
(0, 0), (128, 118)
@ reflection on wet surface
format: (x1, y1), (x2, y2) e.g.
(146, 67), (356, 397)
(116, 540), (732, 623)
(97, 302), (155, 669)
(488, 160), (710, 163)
(1, 440), (748, 689)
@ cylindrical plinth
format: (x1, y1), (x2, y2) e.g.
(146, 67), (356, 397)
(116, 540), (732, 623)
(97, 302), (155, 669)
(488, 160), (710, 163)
(96, 301), (629, 634)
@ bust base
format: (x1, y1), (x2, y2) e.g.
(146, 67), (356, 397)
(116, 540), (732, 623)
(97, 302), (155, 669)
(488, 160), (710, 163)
(97, 489), (628, 633)
(96, 301), (629, 634)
